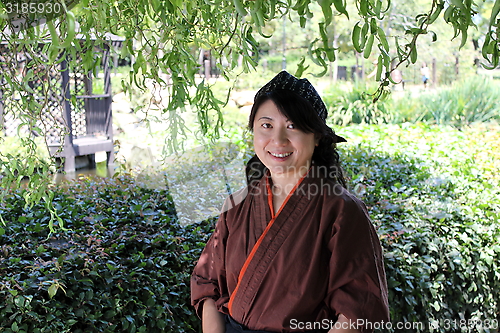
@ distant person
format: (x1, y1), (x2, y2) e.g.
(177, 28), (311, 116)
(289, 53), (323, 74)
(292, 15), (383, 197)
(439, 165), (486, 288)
(420, 63), (430, 88)
(191, 71), (390, 333)
(202, 50), (211, 78)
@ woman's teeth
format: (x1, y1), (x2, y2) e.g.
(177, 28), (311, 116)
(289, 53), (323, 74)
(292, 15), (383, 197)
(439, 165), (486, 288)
(270, 152), (292, 158)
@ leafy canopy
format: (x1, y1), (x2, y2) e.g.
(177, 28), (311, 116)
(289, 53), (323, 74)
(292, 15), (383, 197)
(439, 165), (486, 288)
(1, 0), (499, 218)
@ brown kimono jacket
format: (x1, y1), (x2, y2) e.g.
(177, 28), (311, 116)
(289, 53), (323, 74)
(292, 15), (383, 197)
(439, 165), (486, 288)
(191, 167), (390, 332)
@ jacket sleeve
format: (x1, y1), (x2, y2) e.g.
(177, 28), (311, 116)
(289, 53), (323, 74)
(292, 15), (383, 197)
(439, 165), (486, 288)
(190, 210), (230, 318)
(324, 193), (390, 333)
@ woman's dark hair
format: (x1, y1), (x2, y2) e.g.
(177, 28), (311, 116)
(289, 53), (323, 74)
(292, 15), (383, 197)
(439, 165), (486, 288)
(245, 89), (346, 188)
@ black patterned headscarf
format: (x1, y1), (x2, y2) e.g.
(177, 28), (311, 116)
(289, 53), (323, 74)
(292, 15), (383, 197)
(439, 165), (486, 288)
(255, 71), (346, 143)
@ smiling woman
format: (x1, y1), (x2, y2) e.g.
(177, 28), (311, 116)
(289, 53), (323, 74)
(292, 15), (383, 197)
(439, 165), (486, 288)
(252, 98), (317, 197)
(246, 73), (347, 190)
(191, 71), (390, 333)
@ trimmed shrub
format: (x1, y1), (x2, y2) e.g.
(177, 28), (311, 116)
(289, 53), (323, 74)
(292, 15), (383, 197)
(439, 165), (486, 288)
(0, 175), (213, 333)
(340, 123), (500, 332)
(344, 143), (500, 332)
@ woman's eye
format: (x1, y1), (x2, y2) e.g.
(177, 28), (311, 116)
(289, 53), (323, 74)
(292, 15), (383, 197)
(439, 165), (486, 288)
(262, 123), (272, 128)
(287, 123), (295, 129)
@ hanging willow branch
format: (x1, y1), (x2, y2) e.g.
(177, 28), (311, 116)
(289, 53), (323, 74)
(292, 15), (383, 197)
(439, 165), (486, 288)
(0, 0), (498, 229)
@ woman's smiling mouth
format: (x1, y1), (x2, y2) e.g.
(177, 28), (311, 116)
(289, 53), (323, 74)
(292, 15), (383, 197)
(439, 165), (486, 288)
(269, 152), (293, 158)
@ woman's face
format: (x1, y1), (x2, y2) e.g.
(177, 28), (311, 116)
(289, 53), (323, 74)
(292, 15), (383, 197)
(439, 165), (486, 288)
(253, 99), (317, 180)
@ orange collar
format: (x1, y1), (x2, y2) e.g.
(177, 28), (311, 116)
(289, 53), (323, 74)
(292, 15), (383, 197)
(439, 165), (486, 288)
(265, 167), (311, 219)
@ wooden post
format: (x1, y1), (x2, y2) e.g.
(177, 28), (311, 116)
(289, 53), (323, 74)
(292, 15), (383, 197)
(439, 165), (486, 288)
(60, 57), (76, 172)
(103, 44), (114, 166)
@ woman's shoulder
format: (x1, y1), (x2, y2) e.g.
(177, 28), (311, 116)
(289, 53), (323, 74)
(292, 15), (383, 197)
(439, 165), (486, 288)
(306, 175), (356, 200)
(220, 186), (250, 215)
(313, 177), (370, 218)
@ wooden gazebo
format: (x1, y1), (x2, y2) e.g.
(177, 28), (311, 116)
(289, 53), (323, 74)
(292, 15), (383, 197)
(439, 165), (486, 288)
(0, 30), (124, 172)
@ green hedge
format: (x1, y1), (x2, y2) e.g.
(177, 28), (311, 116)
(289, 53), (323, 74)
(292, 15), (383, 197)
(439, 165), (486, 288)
(1, 123), (499, 332)
(340, 124), (500, 332)
(344, 144), (500, 331)
(0, 175), (213, 333)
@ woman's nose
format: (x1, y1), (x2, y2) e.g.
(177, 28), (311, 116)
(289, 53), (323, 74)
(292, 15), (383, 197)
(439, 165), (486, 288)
(272, 127), (289, 145)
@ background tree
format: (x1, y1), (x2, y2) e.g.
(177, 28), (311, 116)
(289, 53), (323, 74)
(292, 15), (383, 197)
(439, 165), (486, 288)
(1, 0), (499, 220)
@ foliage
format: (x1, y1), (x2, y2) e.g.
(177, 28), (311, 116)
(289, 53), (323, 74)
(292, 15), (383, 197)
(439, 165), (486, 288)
(0, 174), (214, 332)
(323, 80), (393, 126)
(339, 123), (500, 331)
(1, 123), (499, 332)
(417, 75), (500, 125)
(2, 0), (500, 208)
(0, 136), (58, 229)
(0, 137), (51, 162)
(324, 75), (500, 127)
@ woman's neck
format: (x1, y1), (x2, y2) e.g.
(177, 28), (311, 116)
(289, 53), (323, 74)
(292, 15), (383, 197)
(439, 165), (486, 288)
(269, 165), (310, 199)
